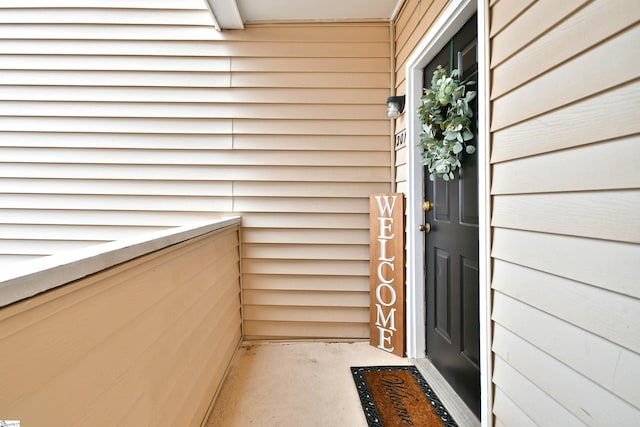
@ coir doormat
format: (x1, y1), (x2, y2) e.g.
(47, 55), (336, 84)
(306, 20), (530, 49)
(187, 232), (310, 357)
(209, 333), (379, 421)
(351, 366), (458, 427)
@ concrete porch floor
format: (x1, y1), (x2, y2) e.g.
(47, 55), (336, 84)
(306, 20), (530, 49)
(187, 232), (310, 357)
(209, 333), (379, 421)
(204, 341), (480, 427)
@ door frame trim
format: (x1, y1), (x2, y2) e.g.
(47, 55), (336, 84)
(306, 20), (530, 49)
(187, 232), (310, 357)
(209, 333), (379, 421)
(404, 0), (492, 424)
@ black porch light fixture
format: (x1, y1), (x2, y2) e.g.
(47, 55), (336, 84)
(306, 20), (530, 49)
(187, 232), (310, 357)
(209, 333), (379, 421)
(386, 95), (405, 119)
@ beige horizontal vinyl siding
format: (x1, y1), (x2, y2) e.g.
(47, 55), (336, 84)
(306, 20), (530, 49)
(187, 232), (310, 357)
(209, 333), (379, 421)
(0, 0), (220, 264)
(0, 3), (392, 339)
(392, 0), (450, 192)
(0, 225), (242, 426)
(489, 1), (640, 425)
(228, 23), (390, 340)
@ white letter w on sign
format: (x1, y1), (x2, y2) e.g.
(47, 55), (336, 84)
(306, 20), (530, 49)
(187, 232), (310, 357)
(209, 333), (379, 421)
(375, 195), (397, 216)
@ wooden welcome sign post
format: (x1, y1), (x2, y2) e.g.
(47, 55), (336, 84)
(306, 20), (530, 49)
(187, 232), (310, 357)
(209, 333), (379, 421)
(369, 193), (405, 357)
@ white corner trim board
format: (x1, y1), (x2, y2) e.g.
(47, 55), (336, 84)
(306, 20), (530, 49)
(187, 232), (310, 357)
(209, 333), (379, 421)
(0, 216), (241, 308)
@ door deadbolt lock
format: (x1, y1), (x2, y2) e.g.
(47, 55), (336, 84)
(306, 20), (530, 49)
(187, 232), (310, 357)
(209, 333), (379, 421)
(419, 223), (431, 233)
(423, 201), (432, 211)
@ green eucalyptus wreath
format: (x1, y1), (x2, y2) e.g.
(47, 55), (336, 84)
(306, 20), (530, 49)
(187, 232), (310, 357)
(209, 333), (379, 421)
(418, 65), (476, 181)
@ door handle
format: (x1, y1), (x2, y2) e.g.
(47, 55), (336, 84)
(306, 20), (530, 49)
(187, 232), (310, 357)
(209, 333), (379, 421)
(419, 223), (431, 233)
(423, 201), (432, 212)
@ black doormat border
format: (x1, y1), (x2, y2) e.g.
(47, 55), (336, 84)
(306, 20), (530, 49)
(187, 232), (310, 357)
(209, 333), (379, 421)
(350, 365), (458, 427)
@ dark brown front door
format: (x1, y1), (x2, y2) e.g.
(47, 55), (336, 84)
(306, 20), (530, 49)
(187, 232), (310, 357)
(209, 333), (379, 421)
(423, 14), (480, 417)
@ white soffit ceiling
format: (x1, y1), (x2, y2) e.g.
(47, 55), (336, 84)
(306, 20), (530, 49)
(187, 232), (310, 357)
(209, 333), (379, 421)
(206, 0), (404, 30)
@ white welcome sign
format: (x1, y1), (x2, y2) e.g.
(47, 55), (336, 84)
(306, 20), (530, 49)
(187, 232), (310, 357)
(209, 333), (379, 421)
(369, 193), (405, 356)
